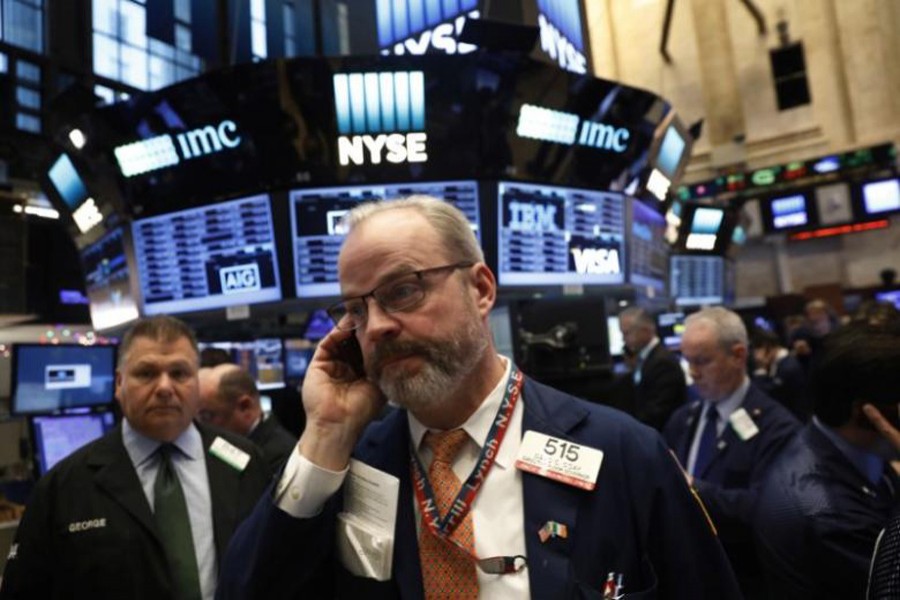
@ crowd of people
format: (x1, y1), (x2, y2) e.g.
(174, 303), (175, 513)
(1, 194), (899, 599)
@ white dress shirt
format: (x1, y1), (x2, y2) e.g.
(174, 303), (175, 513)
(275, 355), (530, 598)
(122, 420), (218, 600)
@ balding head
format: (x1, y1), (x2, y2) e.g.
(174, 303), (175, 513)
(197, 364), (261, 435)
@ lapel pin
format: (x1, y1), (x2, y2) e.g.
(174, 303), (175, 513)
(538, 521), (568, 543)
(752, 408), (762, 417)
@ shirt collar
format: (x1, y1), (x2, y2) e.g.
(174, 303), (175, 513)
(409, 355), (514, 469)
(122, 418), (203, 468)
(812, 417), (885, 485)
(638, 337), (660, 362)
(708, 376), (751, 422)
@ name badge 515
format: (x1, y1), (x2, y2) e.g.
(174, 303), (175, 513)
(515, 431), (604, 490)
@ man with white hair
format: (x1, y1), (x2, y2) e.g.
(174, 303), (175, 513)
(663, 306), (800, 599)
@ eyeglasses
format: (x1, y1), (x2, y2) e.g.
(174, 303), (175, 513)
(327, 262), (474, 331)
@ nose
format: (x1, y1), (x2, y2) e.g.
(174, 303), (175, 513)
(361, 298), (401, 344)
(155, 372), (176, 396)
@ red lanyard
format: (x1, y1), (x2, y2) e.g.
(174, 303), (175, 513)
(409, 366), (524, 548)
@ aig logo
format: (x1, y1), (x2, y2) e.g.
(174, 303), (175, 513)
(334, 72), (428, 167)
(220, 263), (261, 294)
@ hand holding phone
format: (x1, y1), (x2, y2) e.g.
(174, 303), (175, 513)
(298, 328), (386, 470)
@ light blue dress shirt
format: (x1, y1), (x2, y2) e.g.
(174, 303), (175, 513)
(122, 420), (217, 600)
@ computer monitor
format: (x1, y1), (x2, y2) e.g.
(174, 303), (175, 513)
(30, 411), (117, 475)
(607, 315), (625, 357)
(657, 312), (686, 350)
(303, 309), (335, 342)
(197, 338), (285, 390)
(79, 226), (141, 331)
(875, 289), (900, 310)
(11, 344), (117, 415)
(670, 255), (725, 307)
(684, 206), (724, 252)
(861, 178), (900, 216)
(283, 338), (316, 384)
(628, 199), (668, 293)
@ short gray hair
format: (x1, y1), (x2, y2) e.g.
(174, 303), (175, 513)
(685, 307), (748, 349)
(343, 195), (484, 264)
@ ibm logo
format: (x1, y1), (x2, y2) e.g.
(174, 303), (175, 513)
(376, 0), (479, 55)
(537, 0), (587, 74)
(334, 72), (429, 166)
(515, 104), (631, 153)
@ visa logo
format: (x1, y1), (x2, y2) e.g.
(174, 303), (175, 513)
(508, 201), (558, 232)
(334, 72), (428, 166)
(220, 263), (262, 294)
(537, 0), (587, 74)
(376, 0), (478, 54)
(571, 247), (621, 275)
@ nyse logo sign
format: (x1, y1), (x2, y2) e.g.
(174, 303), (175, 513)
(571, 247), (621, 276)
(220, 263), (261, 294)
(114, 120), (243, 178)
(537, 0), (587, 74)
(516, 104), (631, 153)
(376, 0), (479, 55)
(334, 72), (428, 166)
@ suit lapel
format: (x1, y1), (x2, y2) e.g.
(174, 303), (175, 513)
(520, 380), (590, 600)
(677, 402), (703, 465)
(198, 425), (242, 562)
(88, 426), (160, 545)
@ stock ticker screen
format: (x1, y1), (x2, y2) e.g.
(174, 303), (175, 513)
(290, 180), (481, 298)
(79, 227), (140, 331)
(497, 181), (625, 287)
(132, 194), (282, 315)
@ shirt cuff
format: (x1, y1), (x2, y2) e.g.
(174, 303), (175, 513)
(274, 447), (348, 518)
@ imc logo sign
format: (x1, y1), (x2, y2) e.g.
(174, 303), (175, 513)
(114, 120), (242, 177)
(334, 71), (428, 166)
(537, 0), (587, 74)
(516, 104), (631, 153)
(376, 0), (479, 55)
(220, 263), (262, 294)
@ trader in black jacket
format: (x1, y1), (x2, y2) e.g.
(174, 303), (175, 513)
(0, 316), (270, 600)
(618, 306), (687, 430)
(199, 363), (298, 473)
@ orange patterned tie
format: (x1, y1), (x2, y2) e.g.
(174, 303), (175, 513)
(419, 429), (479, 600)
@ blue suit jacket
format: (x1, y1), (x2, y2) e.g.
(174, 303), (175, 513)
(663, 384), (800, 596)
(754, 423), (897, 599)
(218, 377), (741, 599)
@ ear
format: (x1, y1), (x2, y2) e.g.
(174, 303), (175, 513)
(469, 263), (497, 318)
(114, 369), (123, 405)
(236, 394), (254, 414)
(732, 343), (748, 363)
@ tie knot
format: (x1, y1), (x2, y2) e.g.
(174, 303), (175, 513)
(425, 429), (469, 464)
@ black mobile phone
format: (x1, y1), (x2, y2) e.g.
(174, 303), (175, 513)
(337, 336), (366, 378)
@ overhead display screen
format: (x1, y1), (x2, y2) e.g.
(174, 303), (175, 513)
(628, 199), (667, 292)
(12, 344), (117, 415)
(79, 227), (140, 331)
(198, 338), (285, 390)
(670, 254), (724, 307)
(290, 180), (480, 298)
(132, 194), (282, 315)
(497, 181), (625, 287)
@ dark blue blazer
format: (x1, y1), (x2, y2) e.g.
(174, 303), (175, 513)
(218, 377), (741, 599)
(663, 384), (800, 596)
(754, 423), (897, 599)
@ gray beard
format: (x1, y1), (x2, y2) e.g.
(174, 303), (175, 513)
(374, 316), (488, 413)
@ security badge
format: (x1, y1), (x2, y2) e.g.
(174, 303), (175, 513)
(728, 408), (760, 441)
(209, 436), (250, 471)
(515, 431), (604, 491)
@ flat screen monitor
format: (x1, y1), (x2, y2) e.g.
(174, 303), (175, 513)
(290, 180), (481, 298)
(79, 227), (141, 331)
(303, 309), (335, 341)
(814, 182), (853, 225)
(655, 124), (687, 178)
(47, 154), (90, 210)
(132, 194), (282, 315)
(31, 411), (117, 475)
(862, 178), (900, 216)
(629, 199), (668, 292)
(685, 206), (724, 252)
(657, 311), (686, 350)
(497, 181), (625, 287)
(768, 193), (810, 230)
(670, 255), (725, 307)
(11, 344), (117, 415)
(875, 289), (900, 310)
(607, 315), (624, 357)
(198, 338), (285, 390)
(283, 339), (316, 383)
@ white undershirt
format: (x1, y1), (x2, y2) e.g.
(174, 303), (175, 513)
(275, 355), (529, 598)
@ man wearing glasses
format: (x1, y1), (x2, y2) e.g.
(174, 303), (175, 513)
(218, 195), (741, 599)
